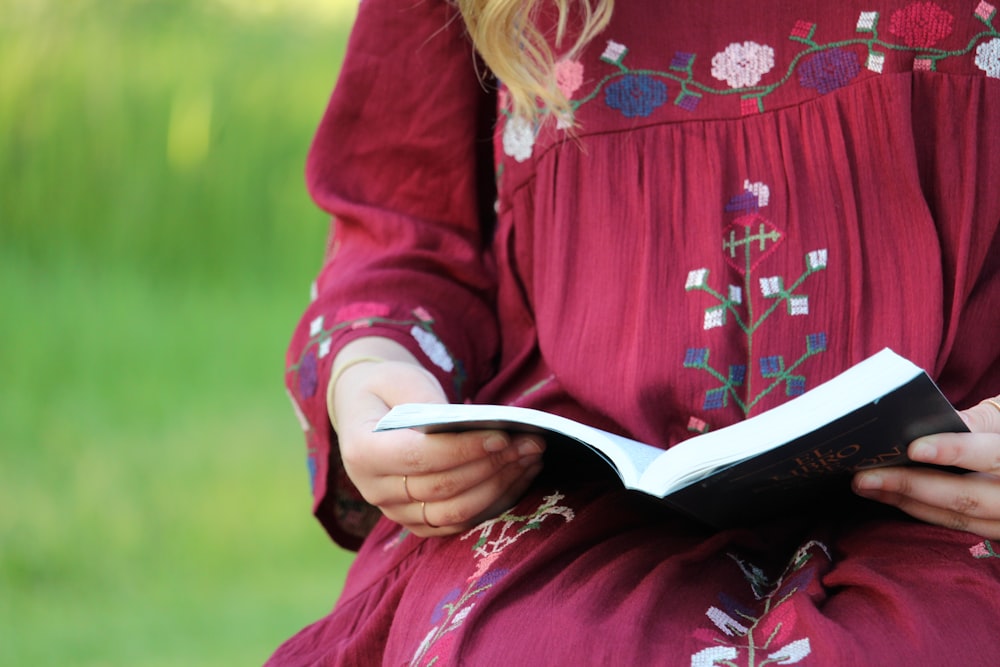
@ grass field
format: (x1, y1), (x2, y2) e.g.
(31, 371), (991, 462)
(1, 1), (358, 663)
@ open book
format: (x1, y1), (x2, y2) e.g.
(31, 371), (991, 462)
(375, 349), (967, 526)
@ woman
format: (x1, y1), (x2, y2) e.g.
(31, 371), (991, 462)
(271, 0), (1000, 663)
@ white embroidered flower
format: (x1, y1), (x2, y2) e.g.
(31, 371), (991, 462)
(502, 116), (535, 163)
(309, 315), (324, 337)
(703, 307), (725, 330)
(705, 605), (750, 636)
(728, 285), (743, 304)
(760, 276), (782, 296)
(866, 51), (886, 73)
(767, 638), (812, 664)
(600, 40), (628, 64)
(743, 179), (770, 207)
(789, 295), (809, 315)
(710, 41), (776, 89)
(975, 38), (1000, 78)
(309, 280), (318, 302)
(449, 604), (474, 629)
(318, 337), (332, 359)
(691, 646), (739, 667)
(857, 11), (879, 32)
(685, 268), (709, 289)
(410, 325), (454, 372)
(807, 249), (828, 270)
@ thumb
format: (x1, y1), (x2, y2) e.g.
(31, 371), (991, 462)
(372, 360), (449, 408)
(960, 397), (1000, 434)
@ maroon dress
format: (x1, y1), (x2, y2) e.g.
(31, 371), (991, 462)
(272, 0), (1000, 663)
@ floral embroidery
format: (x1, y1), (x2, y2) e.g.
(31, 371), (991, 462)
(971, 539), (1000, 558)
(555, 58), (585, 99)
(976, 36), (1000, 75)
(288, 305), (467, 500)
(710, 41), (777, 89)
(689, 541), (829, 666)
(684, 181), (828, 416)
(410, 493), (575, 666)
(889, 2), (956, 47)
(501, 2), (1000, 134)
(502, 115), (536, 162)
(605, 74), (669, 117)
(798, 47), (862, 94)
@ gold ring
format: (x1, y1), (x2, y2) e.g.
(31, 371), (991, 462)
(402, 475), (414, 503)
(984, 398), (1000, 415)
(421, 501), (440, 529)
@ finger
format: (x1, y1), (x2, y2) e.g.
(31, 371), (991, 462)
(364, 428), (544, 481)
(396, 434), (545, 503)
(907, 431), (1000, 475)
(851, 484), (1000, 539)
(853, 466), (1000, 522)
(400, 459), (545, 537)
(961, 398), (1000, 434)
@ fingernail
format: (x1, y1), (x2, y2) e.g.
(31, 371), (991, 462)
(483, 434), (509, 452)
(854, 472), (882, 491)
(910, 439), (937, 462)
(516, 436), (544, 457)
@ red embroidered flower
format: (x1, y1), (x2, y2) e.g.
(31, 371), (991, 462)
(888, 2), (955, 48)
(334, 301), (390, 323)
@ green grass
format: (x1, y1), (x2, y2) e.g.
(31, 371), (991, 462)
(1, 1), (358, 663)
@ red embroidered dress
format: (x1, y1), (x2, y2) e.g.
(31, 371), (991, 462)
(273, 1), (1000, 664)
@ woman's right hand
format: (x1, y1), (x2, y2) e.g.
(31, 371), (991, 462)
(328, 337), (546, 537)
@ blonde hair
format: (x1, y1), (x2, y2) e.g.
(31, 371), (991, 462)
(456, 0), (613, 124)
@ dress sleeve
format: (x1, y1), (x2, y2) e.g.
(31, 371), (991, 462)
(285, 0), (499, 550)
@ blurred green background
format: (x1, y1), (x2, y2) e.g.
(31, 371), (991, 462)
(0, 0), (358, 663)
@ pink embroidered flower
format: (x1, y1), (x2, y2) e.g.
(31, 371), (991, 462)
(600, 40), (628, 64)
(740, 96), (761, 116)
(711, 41), (776, 88)
(335, 301), (390, 323)
(970, 541), (990, 558)
(790, 20), (816, 40)
(914, 57), (934, 70)
(975, 38), (1000, 77)
(412, 306), (433, 322)
(888, 2), (955, 48)
(687, 415), (709, 433)
(976, 1), (997, 21)
(555, 59), (584, 99)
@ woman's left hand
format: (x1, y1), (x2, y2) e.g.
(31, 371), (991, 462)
(853, 398), (1000, 538)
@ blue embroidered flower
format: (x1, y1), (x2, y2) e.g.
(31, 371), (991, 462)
(605, 74), (668, 118)
(306, 454), (318, 493)
(704, 387), (728, 410)
(806, 332), (828, 354)
(798, 48), (861, 95)
(759, 355), (785, 377)
(684, 347), (710, 368)
(299, 349), (318, 398)
(786, 376), (806, 396)
(728, 365), (747, 385)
